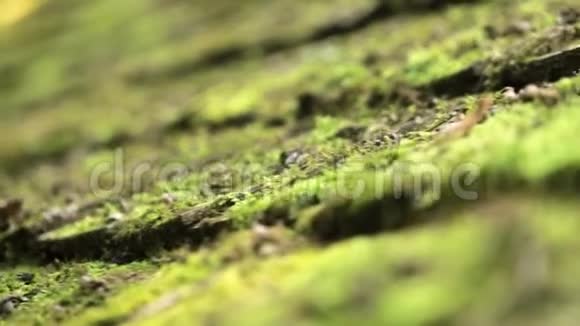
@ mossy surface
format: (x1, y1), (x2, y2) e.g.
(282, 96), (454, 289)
(1, 0), (580, 324)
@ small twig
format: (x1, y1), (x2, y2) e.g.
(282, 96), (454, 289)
(438, 95), (494, 139)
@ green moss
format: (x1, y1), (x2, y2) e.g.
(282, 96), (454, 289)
(2, 0), (580, 324)
(65, 196), (580, 326)
(0, 260), (157, 325)
(403, 29), (485, 85)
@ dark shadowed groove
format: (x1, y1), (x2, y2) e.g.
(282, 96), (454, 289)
(497, 45), (580, 89)
(421, 62), (488, 97)
(0, 196), (243, 263)
(0, 214), (233, 264)
(36, 216), (233, 263)
(3, 161), (580, 264)
(423, 45), (580, 97)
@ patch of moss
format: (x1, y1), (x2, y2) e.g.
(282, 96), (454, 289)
(0, 260), (157, 325)
(66, 195), (580, 326)
(1, 0), (580, 324)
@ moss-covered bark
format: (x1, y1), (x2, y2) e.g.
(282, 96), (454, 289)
(1, 0), (579, 325)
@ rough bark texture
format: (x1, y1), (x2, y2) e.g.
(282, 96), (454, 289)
(1, 0), (580, 325)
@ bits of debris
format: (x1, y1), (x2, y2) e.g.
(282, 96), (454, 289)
(280, 149), (309, 168)
(0, 296), (28, 316)
(220, 224), (299, 264)
(106, 212), (125, 225)
(252, 224), (270, 238)
(0, 198), (23, 232)
(518, 84), (542, 101)
(251, 224), (295, 258)
(161, 193), (177, 205)
(518, 84), (561, 106)
(16, 273), (35, 285)
(501, 87), (520, 103)
(79, 276), (109, 294)
(42, 204), (79, 229)
(559, 7), (580, 25)
(501, 84), (561, 106)
(359, 127), (400, 151)
(439, 96), (494, 138)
